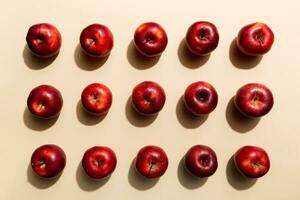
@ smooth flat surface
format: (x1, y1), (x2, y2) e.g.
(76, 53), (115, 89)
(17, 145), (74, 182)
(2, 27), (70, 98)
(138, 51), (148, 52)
(1, 0), (300, 199)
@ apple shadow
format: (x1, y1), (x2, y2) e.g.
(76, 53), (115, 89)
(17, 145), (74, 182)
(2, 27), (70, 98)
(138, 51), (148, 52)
(76, 162), (110, 191)
(125, 96), (157, 127)
(177, 157), (208, 189)
(177, 38), (210, 69)
(126, 40), (160, 70)
(27, 163), (60, 189)
(225, 97), (260, 133)
(74, 44), (109, 71)
(176, 96), (208, 129)
(22, 45), (58, 70)
(23, 108), (59, 131)
(127, 158), (159, 190)
(226, 156), (257, 190)
(229, 38), (262, 69)
(76, 100), (107, 126)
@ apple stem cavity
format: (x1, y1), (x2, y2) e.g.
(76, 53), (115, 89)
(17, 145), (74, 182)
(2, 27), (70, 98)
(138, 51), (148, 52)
(253, 161), (261, 168)
(40, 163), (46, 169)
(36, 38), (43, 44)
(144, 99), (151, 105)
(93, 94), (98, 100)
(199, 156), (209, 166)
(150, 160), (156, 165)
(94, 159), (102, 166)
(147, 37), (153, 42)
(197, 90), (209, 102)
(199, 29), (208, 40)
(146, 34), (155, 43)
(37, 103), (46, 111)
(87, 38), (96, 46)
(253, 96), (260, 102)
(256, 33), (264, 45)
(33, 160), (46, 168)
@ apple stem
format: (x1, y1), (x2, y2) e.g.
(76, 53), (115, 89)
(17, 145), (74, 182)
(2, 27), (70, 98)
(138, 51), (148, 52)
(147, 160), (156, 177)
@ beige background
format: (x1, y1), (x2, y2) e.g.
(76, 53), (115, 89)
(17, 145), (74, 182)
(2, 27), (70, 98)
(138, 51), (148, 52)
(1, 0), (300, 199)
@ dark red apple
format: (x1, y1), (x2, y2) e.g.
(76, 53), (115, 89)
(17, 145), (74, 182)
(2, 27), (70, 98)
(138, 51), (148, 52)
(134, 22), (168, 57)
(31, 144), (66, 178)
(184, 81), (218, 116)
(26, 23), (61, 57)
(135, 145), (168, 178)
(234, 83), (273, 118)
(82, 146), (117, 179)
(184, 145), (218, 177)
(80, 24), (113, 57)
(185, 21), (219, 56)
(27, 85), (63, 119)
(81, 83), (112, 115)
(234, 145), (270, 178)
(131, 81), (166, 115)
(236, 22), (274, 56)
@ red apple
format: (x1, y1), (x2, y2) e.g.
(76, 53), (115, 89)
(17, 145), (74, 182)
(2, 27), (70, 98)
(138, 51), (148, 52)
(131, 81), (166, 115)
(185, 21), (219, 56)
(134, 22), (168, 57)
(184, 145), (218, 177)
(236, 22), (274, 56)
(27, 85), (63, 119)
(135, 145), (168, 178)
(80, 24), (113, 57)
(81, 83), (112, 115)
(234, 145), (270, 178)
(184, 81), (218, 116)
(234, 83), (273, 118)
(82, 146), (117, 179)
(31, 144), (66, 178)
(26, 23), (61, 57)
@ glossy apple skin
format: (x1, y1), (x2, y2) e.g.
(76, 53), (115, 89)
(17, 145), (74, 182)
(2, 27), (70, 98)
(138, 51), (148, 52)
(27, 85), (63, 119)
(82, 146), (117, 179)
(26, 23), (61, 58)
(131, 81), (166, 115)
(234, 146), (270, 178)
(184, 81), (218, 116)
(185, 21), (219, 56)
(234, 83), (273, 118)
(31, 144), (66, 178)
(237, 22), (274, 56)
(80, 24), (113, 57)
(134, 22), (168, 57)
(135, 145), (168, 178)
(81, 83), (112, 115)
(185, 145), (218, 177)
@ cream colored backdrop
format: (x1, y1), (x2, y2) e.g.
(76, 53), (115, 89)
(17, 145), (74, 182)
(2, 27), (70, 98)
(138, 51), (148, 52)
(0, 0), (299, 199)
